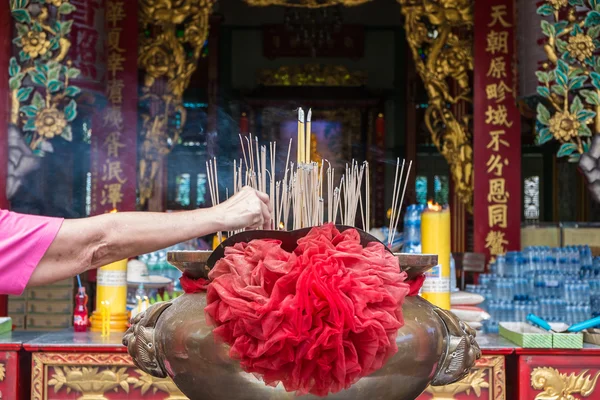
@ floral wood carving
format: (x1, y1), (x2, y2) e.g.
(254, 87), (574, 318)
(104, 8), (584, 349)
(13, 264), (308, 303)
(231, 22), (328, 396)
(31, 352), (188, 400)
(130, 369), (188, 400)
(137, 0), (214, 207)
(8, 0), (81, 157)
(535, 0), (600, 202)
(399, 0), (474, 211)
(47, 366), (132, 400)
(531, 367), (600, 400)
(426, 368), (489, 399)
(424, 355), (505, 400)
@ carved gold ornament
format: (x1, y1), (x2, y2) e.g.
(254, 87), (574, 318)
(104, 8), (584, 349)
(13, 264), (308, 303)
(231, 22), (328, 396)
(425, 355), (505, 400)
(426, 368), (489, 399)
(31, 352), (188, 400)
(531, 367), (600, 400)
(243, 0), (371, 8)
(549, 111), (581, 141)
(8, 0), (81, 157)
(138, 0), (215, 207)
(47, 366), (132, 399)
(0, 362), (4, 381)
(130, 369), (188, 400)
(567, 33), (595, 63)
(399, 0), (474, 211)
(258, 65), (367, 87)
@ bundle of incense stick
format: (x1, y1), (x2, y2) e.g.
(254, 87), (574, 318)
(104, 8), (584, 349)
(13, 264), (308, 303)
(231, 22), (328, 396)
(387, 158), (412, 248)
(205, 108), (413, 249)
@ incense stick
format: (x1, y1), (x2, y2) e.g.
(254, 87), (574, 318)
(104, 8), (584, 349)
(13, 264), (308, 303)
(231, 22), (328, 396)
(225, 109), (413, 241)
(306, 109), (312, 163)
(388, 158), (403, 246)
(390, 160), (412, 246)
(366, 162), (370, 232)
(239, 134), (248, 172)
(298, 108), (304, 164)
(388, 159), (406, 248)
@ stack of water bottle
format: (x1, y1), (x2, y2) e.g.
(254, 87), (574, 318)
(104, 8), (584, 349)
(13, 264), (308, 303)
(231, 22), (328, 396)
(466, 246), (600, 334)
(403, 204), (427, 253)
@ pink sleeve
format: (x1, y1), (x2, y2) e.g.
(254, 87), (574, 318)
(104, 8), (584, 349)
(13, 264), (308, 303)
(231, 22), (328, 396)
(0, 209), (64, 295)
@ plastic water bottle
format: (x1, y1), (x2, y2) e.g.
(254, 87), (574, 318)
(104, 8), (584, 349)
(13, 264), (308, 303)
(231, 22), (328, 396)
(450, 256), (457, 292)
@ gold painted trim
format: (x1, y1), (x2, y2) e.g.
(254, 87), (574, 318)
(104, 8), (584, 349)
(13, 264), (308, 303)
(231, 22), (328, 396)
(31, 352), (188, 400)
(244, 0), (371, 8)
(425, 355), (505, 400)
(258, 65), (367, 87)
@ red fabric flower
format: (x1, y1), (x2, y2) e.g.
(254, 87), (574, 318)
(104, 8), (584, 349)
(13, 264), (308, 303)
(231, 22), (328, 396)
(203, 224), (415, 396)
(179, 274), (209, 293)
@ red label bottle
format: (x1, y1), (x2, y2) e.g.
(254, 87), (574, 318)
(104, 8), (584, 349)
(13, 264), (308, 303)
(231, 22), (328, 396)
(73, 287), (89, 332)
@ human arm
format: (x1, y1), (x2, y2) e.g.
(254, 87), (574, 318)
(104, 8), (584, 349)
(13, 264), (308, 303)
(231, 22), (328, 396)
(28, 187), (271, 287)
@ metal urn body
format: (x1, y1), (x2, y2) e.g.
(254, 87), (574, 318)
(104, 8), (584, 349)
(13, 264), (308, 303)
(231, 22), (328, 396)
(124, 293), (480, 400)
(124, 248), (480, 399)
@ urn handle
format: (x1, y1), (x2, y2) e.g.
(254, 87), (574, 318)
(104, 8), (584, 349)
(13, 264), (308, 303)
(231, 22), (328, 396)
(123, 301), (172, 378)
(431, 307), (481, 386)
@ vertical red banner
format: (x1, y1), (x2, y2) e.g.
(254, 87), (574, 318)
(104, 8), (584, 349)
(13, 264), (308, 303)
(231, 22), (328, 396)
(70, 0), (106, 91)
(90, 0), (138, 215)
(474, 0), (522, 259)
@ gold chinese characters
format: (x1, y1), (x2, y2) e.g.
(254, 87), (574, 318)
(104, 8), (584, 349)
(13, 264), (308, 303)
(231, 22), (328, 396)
(100, 0), (128, 210)
(483, 4), (514, 257)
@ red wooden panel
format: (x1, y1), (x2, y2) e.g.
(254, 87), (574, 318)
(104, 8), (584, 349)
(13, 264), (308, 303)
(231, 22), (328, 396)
(518, 354), (600, 400)
(0, 351), (20, 399)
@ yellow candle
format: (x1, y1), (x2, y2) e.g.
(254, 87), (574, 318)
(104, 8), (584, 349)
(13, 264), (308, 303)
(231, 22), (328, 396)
(96, 259), (127, 315)
(212, 234), (227, 250)
(91, 259), (129, 332)
(100, 301), (107, 337)
(420, 204), (451, 310)
(106, 301), (111, 336)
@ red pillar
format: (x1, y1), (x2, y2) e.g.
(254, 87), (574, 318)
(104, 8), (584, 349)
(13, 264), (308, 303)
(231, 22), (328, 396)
(0, 1), (10, 211)
(0, 0), (11, 317)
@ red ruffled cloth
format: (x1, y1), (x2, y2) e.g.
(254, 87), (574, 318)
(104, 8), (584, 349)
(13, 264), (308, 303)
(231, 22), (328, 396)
(181, 225), (424, 396)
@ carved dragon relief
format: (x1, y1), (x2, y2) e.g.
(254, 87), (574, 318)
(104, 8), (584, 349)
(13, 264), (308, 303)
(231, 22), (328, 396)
(399, 0), (474, 211)
(137, 0), (214, 207)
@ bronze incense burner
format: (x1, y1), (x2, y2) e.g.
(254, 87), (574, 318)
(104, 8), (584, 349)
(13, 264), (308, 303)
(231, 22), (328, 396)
(124, 229), (480, 400)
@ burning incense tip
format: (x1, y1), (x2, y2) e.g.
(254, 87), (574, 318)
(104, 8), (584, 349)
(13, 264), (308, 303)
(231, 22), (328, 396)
(307, 108), (312, 121)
